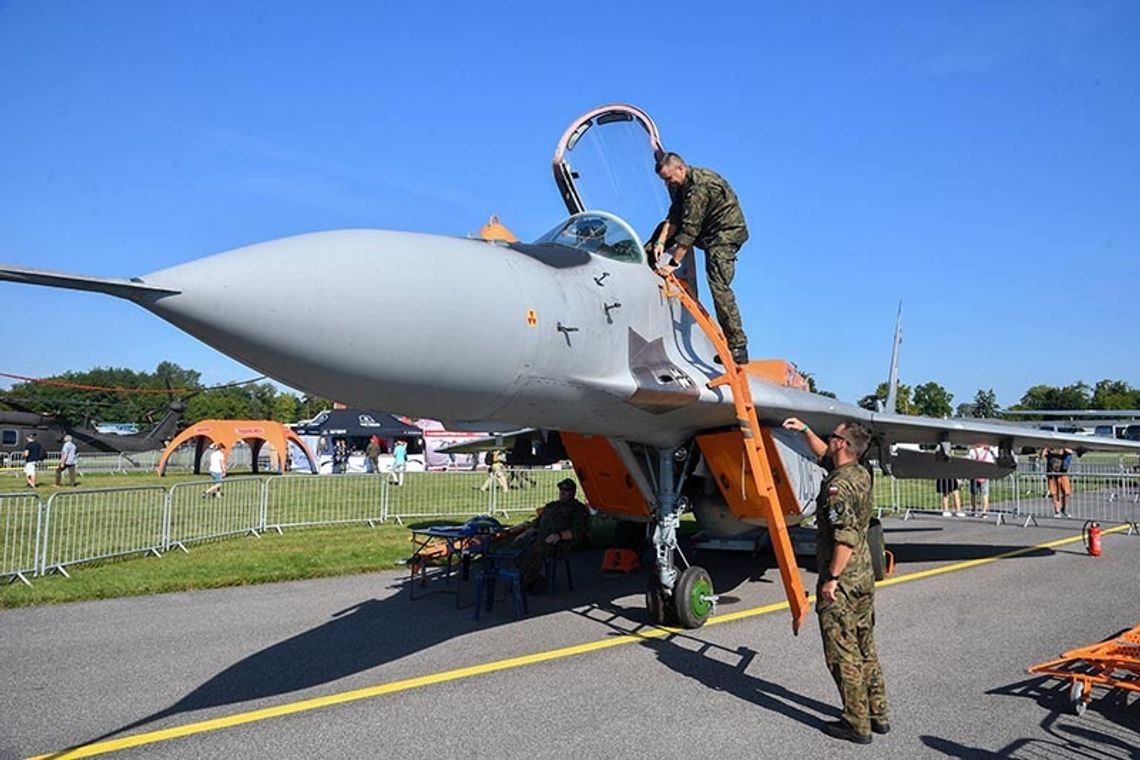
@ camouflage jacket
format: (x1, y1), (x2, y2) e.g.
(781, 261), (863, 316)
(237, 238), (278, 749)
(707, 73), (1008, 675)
(535, 497), (590, 544)
(815, 461), (874, 594)
(666, 166), (749, 251)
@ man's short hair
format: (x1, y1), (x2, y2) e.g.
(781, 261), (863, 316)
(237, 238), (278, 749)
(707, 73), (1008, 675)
(839, 421), (872, 457)
(654, 151), (685, 173)
(63, 435), (72, 443)
(26, 433), (36, 440)
(557, 478), (577, 494)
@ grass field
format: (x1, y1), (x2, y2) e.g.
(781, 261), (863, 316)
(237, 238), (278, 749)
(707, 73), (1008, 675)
(0, 468), (598, 610)
(3, 458), (1134, 610)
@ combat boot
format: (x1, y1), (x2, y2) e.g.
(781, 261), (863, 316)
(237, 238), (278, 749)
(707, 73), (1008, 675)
(823, 719), (872, 745)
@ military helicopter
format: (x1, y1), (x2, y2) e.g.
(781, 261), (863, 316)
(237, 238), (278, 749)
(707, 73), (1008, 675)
(0, 396), (187, 458)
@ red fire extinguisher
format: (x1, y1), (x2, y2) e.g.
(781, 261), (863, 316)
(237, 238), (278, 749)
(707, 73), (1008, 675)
(1083, 521), (1102, 557)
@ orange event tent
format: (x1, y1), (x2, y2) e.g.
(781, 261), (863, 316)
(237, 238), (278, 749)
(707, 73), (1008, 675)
(157, 419), (318, 475)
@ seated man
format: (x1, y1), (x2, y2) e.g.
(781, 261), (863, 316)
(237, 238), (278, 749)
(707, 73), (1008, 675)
(514, 478), (590, 592)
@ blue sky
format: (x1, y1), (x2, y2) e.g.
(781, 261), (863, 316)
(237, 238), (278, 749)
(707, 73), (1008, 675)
(1, 1), (1137, 410)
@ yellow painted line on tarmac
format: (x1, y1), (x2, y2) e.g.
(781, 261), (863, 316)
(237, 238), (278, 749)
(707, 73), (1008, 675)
(27, 524), (1130, 759)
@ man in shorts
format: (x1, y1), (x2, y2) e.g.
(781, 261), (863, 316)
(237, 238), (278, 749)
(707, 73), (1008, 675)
(936, 477), (963, 517)
(1041, 447), (1074, 517)
(22, 433), (45, 488)
(968, 443), (996, 517)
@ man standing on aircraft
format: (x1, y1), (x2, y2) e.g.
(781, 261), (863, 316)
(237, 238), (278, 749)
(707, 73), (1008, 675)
(783, 417), (890, 745)
(651, 152), (750, 365)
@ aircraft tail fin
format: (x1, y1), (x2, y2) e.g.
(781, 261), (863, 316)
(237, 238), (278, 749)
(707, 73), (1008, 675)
(884, 302), (902, 414)
(0, 265), (179, 301)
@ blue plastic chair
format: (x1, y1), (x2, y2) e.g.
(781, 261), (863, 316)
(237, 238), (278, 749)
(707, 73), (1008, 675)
(475, 549), (528, 620)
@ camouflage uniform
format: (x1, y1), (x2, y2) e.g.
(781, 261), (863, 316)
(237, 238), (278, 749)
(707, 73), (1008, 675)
(816, 461), (890, 736)
(517, 496), (589, 589)
(666, 166), (750, 352)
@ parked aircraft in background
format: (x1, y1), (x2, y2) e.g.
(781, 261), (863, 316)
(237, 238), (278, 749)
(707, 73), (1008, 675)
(3, 104), (1139, 631)
(0, 399), (186, 459)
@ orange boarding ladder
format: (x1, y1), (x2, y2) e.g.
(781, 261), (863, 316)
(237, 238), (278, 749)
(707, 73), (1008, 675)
(662, 273), (810, 633)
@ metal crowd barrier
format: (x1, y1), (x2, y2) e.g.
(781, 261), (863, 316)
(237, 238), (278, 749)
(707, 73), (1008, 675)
(9, 466), (1130, 586)
(264, 473), (385, 531)
(0, 493), (42, 587)
(166, 477), (265, 550)
(885, 472), (1140, 531)
(39, 486), (167, 577)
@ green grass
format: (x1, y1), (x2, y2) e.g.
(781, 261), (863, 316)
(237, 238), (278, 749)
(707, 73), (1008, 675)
(0, 465), (619, 609)
(5, 459), (1130, 609)
(0, 515), (574, 609)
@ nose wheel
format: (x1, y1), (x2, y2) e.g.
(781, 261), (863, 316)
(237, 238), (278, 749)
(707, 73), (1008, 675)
(675, 565), (715, 628)
(646, 566), (715, 628)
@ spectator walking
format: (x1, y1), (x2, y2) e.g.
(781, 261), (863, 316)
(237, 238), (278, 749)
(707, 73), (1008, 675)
(56, 435), (78, 487)
(1041, 446), (1074, 517)
(389, 439), (408, 486)
(22, 433), (44, 488)
(479, 449), (509, 493)
(203, 443), (227, 498)
(365, 435), (381, 474)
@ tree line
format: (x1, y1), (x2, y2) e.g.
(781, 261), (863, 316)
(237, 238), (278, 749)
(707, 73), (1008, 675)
(0, 362), (332, 427)
(857, 379), (1140, 419)
(4, 363), (1136, 428)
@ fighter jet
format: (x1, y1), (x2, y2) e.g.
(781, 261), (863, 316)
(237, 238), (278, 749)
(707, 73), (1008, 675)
(3, 104), (1139, 632)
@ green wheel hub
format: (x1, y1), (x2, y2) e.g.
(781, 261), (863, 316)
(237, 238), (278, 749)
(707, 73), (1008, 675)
(688, 576), (713, 617)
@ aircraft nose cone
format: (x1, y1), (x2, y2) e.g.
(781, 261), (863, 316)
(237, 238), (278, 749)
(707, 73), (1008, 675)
(140, 230), (535, 420)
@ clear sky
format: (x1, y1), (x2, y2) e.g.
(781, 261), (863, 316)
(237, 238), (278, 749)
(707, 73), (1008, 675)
(1, 1), (1137, 410)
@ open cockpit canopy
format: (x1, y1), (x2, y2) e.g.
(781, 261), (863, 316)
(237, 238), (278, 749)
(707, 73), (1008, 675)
(552, 104), (672, 247)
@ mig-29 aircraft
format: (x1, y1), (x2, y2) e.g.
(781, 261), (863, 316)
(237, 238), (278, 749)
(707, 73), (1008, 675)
(3, 104), (1138, 633)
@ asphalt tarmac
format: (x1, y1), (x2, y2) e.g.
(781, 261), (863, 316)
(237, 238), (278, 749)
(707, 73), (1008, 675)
(2, 515), (1138, 759)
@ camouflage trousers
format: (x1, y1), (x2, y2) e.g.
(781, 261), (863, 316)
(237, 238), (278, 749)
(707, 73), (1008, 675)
(818, 588), (890, 735)
(705, 244), (747, 352)
(513, 531), (553, 590)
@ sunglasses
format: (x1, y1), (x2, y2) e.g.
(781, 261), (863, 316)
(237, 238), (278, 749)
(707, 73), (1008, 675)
(829, 432), (849, 445)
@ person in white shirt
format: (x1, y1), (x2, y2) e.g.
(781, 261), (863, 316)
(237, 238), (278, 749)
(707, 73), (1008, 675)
(56, 435), (79, 486)
(203, 443), (227, 498)
(968, 443), (997, 517)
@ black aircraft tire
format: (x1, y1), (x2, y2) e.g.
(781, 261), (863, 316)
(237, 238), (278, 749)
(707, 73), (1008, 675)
(869, 518), (886, 581)
(646, 578), (668, 626)
(674, 566), (714, 629)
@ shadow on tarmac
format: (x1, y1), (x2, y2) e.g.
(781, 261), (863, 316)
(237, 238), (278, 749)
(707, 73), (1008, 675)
(576, 600), (839, 732)
(51, 524), (1064, 754)
(57, 544), (777, 752)
(922, 676), (1139, 758)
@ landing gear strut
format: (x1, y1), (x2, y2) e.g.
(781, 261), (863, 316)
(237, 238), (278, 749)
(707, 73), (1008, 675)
(644, 446), (716, 628)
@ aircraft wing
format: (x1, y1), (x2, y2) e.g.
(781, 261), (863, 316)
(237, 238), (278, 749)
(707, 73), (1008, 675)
(435, 428), (539, 455)
(748, 384), (1140, 456)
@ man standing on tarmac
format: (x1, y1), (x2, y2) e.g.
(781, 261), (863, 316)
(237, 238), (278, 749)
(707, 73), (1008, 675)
(783, 416), (890, 745)
(650, 152), (750, 365)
